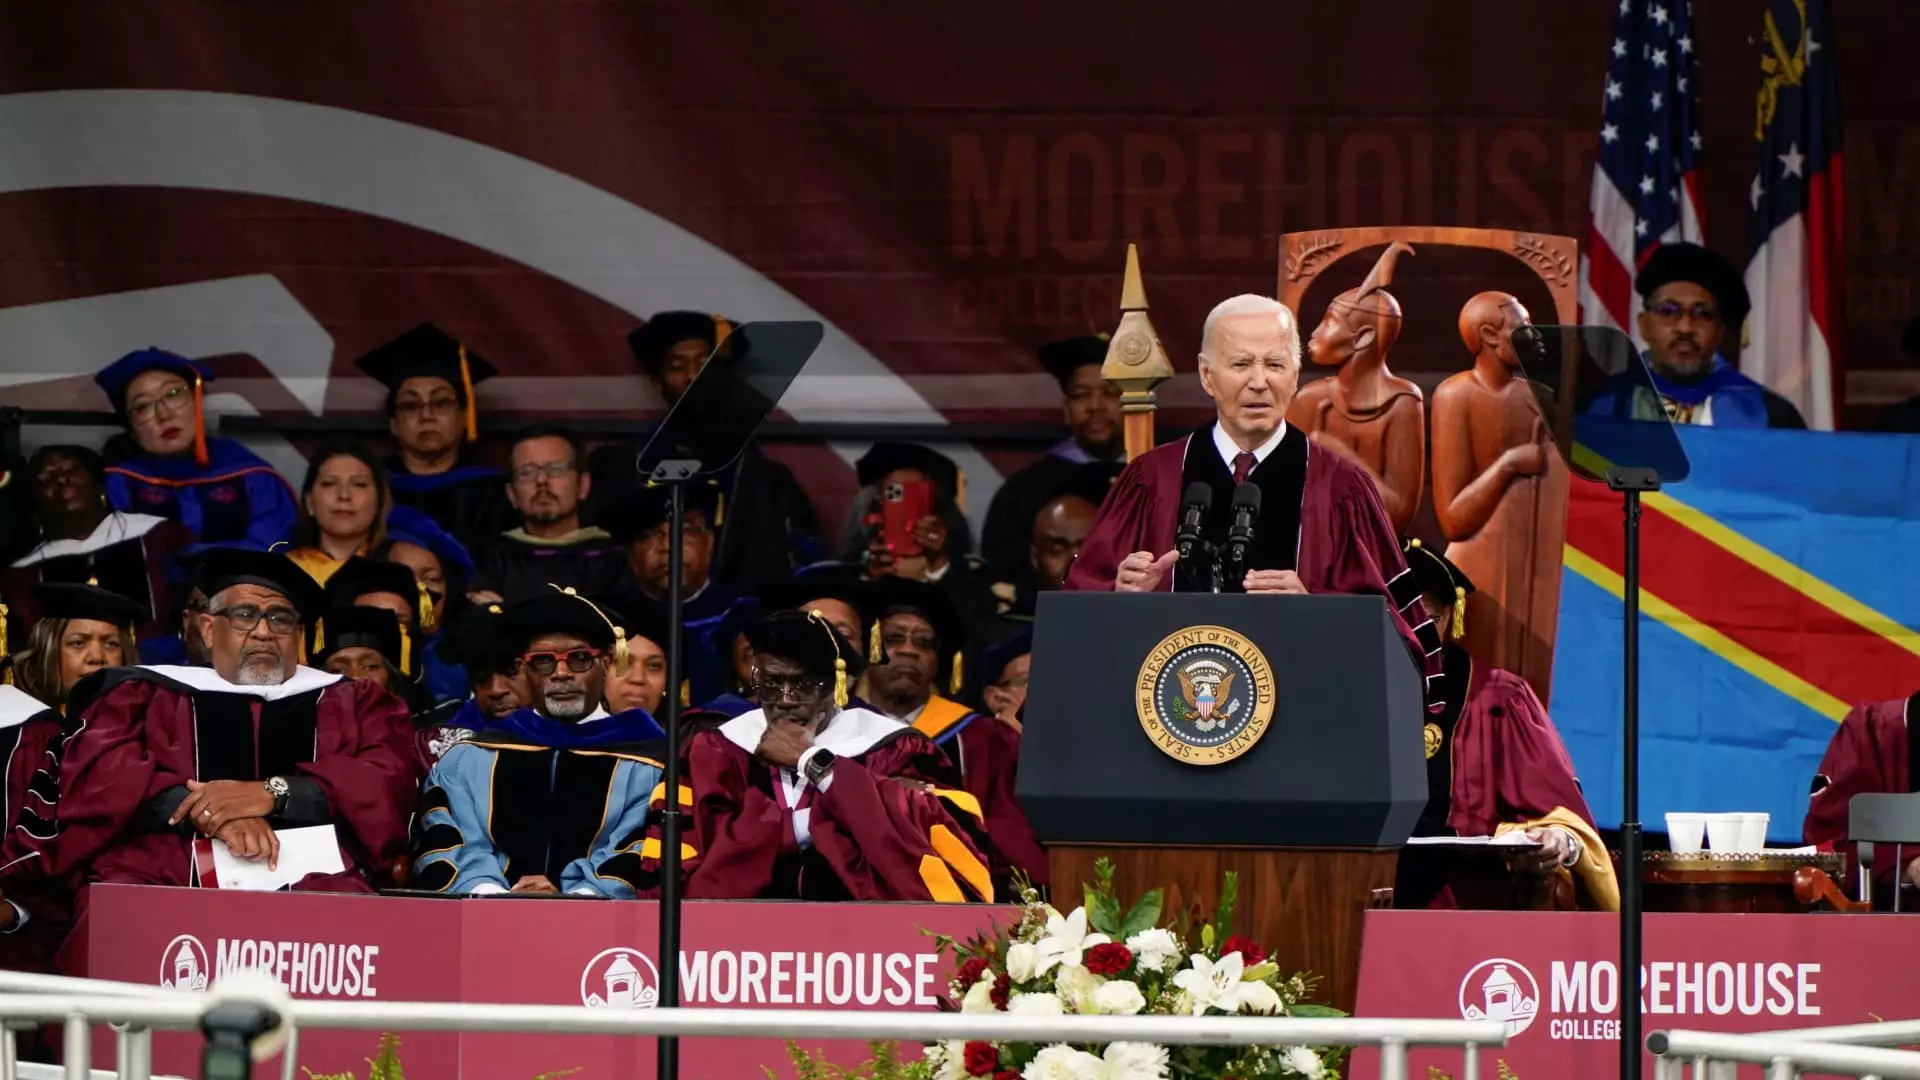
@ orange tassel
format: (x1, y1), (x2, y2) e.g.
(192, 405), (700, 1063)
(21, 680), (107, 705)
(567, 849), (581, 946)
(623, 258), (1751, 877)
(458, 344), (478, 442)
(191, 372), (210, 468)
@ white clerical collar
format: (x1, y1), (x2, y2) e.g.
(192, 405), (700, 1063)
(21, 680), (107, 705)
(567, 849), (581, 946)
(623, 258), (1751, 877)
(1212, 421), (1289, 471)
(577, 705), (611, 724)
(719, 706), (905, 759)
(0, 686), (53, 730)
(140, 664), (343, 701)
(11, 513), (168, 568)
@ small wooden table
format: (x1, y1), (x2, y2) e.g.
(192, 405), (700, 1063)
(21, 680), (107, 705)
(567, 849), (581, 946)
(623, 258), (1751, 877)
(1641, 851), (1859, 913)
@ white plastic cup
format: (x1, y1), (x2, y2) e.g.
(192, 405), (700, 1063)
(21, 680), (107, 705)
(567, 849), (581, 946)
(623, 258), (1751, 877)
(1705, 813), (1746, 854)
(1666, 812), (1707, 854)
(1737, 812), (1771, 852)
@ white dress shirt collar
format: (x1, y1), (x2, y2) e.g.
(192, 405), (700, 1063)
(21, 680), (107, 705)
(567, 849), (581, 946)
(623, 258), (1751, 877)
(1212, 421), (1289, 471)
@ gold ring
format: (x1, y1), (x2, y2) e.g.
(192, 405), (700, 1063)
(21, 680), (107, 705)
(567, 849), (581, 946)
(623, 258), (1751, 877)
(201, 809), (212, 818)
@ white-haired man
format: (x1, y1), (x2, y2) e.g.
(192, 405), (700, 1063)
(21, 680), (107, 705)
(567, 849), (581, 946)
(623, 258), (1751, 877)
(5, 548), (421, 974)
(1065, 296), (1441, 685)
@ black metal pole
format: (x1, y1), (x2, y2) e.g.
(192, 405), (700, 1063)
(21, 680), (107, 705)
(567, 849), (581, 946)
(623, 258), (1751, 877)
(655, 473), (687, 1080)
(1620, 483), (1644, 1080)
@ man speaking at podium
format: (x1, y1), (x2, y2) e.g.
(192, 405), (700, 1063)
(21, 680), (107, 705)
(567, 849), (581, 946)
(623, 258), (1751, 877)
(1064, 295), (1438, 685)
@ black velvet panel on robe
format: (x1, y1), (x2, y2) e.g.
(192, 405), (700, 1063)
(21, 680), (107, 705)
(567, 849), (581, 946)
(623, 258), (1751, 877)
(192, 692), (320, 782)
(487, 748), (622, 883)
(1173, 426), (1307, 592)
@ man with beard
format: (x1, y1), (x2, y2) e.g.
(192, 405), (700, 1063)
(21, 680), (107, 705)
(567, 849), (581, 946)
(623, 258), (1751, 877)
(1582, 243), (1805, 429)
(412, 588), (671, 897)
(587, 312), (821, 592)
(980, 336), (1125, 574)
(474, 427), (632, 602)
(682, 611), (992, 901)
(861, 578), (1045, 891)
(356, 323), (516, 552)
(4, 549), (420, 973)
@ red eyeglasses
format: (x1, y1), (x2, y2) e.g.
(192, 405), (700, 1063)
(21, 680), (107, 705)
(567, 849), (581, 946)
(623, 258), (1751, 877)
(518, 648), (603, 676)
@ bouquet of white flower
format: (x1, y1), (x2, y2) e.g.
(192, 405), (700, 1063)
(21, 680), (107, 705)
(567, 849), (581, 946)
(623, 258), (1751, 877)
(922, 860), (1345, 1080)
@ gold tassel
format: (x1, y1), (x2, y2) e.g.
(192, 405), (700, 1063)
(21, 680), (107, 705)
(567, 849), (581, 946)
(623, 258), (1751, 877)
(416, 579), (437, 633)
(0, 601), (10, 685)
(312, 617), (325, 655)
(807, 608), (849, 708)
(398, 623), (413, 677)
(949, 651), (963, 696)
(458, 344), (478, 442)
(679, 679), (690, 708)
(1453, 586), (1467, 640)
(868, 620), (882, 660)
(554, 585), (629, 674)
(955, 466), (967, 513)
(712, 314), (733, 348)
(713, 488), (725, 528)
(190, 371), (210, 468)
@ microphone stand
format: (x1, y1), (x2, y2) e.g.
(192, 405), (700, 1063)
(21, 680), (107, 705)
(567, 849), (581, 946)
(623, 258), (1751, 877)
(651, 458), (699, 1080)
(1608, 464), (1658, 1080)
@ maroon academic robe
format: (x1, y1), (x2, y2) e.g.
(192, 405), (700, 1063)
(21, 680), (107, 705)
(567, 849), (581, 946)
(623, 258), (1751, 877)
(0, 687), (66, 974)
(1063, 426), (1442, 700)
(4, 512), (196, 644)
(910, 697), (1049, 891)
(14, 665), (422, 974)
(684, 707), (996, 902)
(1805, 695), (1915, 886)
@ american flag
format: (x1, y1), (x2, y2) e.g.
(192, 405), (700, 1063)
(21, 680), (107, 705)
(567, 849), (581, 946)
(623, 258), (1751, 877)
(1578, 0), (1706, 338)
(1742, 0), (1843, 429)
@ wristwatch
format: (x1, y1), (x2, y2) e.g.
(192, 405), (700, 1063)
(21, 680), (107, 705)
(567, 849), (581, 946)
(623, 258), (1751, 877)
(263, 776), (291, 816)
(800, 747), (837, 784)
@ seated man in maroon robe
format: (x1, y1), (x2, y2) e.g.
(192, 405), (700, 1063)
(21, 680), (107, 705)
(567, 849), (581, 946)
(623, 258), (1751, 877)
(1804, 694), (1920, 895)
(8, 548), (421, 973)
(1396, 540), (1617, 911)
(1063, 294), (1442, 703)
(683, 610), (994, 903)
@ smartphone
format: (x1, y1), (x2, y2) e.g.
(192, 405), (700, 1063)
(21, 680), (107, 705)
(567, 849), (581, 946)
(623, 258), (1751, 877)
(880, 478), (935, 556)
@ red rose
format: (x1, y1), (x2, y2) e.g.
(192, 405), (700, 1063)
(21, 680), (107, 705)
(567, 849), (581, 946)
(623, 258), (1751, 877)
(955, 957), (990, 988)
(990, 972), (1011, 1010)
(994, 1072), (1021, 1080)
(1083, 942), (1134, 976)
(963, 1041), (999, 1077)
(1221, 934), (1267, 966)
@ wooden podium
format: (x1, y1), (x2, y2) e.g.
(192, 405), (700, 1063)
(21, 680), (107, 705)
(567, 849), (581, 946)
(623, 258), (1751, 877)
(1019, 593), (1427, 1013)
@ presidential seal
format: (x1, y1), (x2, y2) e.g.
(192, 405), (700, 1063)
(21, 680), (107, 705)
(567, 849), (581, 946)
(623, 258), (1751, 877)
(1135, 625), (1276, 765)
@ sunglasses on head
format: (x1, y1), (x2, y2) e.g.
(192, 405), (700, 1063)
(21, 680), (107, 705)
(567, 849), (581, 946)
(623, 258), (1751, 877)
(519, 648), (603, 676)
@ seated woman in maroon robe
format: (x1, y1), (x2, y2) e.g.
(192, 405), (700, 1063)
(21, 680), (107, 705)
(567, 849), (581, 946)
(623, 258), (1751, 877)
(1804, 694), (1919, 895)
(4, 549), (422, 974)
(682, 610), (994, 903)
(1062, 294), (1442, 705)
(1396, 540), (1617, 911)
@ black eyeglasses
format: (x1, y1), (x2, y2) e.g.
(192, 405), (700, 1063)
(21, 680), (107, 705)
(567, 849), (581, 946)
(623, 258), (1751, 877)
(520, 648), (602, 676)
(753, 672), (829, 700)
(881, 630), (939, 652)
(395, 395), (460, 416)
(211, 605), (302, 636)
(1649, 302), (1721, 324)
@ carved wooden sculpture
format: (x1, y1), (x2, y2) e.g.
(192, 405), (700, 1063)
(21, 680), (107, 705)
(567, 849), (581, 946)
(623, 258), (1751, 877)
(1286, 242), (1424, 533)
(1431, 292), (1568, 699)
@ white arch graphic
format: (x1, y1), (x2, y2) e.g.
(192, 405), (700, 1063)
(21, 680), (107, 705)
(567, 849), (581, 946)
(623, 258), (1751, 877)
(0, 89), (936, 425)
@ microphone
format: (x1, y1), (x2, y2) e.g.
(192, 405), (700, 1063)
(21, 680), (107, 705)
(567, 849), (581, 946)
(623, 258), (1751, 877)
(1224, 482), (1262, 573)
(1175, 482), (1213, 563)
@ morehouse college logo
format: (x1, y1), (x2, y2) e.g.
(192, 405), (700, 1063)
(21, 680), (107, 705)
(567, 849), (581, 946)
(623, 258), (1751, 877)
(580, 947), (661, 1009)
(160, 934), (210, 991)
(1458, 958), (1540, 1038)
(1135, 625), (1276, 766)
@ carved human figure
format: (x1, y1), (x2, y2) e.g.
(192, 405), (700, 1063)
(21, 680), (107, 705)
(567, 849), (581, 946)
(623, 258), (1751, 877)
(1429, 291), (1568, 699)
(1289, 241), (1425, 534)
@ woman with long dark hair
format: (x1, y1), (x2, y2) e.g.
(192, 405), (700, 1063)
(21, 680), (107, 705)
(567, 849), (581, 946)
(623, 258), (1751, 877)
(285, 445), (393, 586)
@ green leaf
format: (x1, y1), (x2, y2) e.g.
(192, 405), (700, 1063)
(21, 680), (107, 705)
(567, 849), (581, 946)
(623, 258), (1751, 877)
(1118, 887), (1164, 941)
(1290, 1002), (1350, 1018)
(1212, 871), (1239, 939)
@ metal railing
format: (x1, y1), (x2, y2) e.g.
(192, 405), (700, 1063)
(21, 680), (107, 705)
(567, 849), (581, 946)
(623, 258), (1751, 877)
(1650, 1022), (1920, 1079)
(0, 970), (1502, 1080)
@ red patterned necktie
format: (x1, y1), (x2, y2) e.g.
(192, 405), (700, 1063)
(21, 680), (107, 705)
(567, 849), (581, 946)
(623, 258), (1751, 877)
(1232, 451), (1257, 484)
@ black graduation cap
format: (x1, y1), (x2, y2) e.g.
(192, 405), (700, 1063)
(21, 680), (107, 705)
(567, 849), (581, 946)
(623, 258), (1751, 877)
(1401, 537), (1475, 641)
(742, 609), (867, 706)
(505, 586), (629, 670)
(353, 323), (498, 441)
(600, 478), (725, 543)
(709, 597), (762, 659)
(983, 626), (1033, 687)
(626, 312), (732, 379)
(601, 595), (670, 655)
(310, 605), (414, 679)
(761, 565), (876, 629)
(855, 443), (964, 508)
(1047, 460), (1125, 510)
(1037, 335), (1111, 392)
(326, 557), (429, 629)
(1634, 242), (1751, 326)
(31, 581), (147, 628)
(195, 549), (327, 621)
(868, 575), (967, 694)
(92, 348), (213, 466)
(434, 601), (519, 676)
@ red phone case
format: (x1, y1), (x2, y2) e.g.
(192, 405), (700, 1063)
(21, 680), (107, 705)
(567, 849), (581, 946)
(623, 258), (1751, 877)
(881, 480), (934, 556)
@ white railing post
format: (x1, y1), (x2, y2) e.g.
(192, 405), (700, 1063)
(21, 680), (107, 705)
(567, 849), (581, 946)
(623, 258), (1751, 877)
(0, 1024), (16, 1080)
(116, 1026), (152, 1080)
(1379, 1036), (1408, 1080)
(1461, 1042), (1479, 1080)
(1766, 1056), (1798, 1080)
(60, 1016), (88, 1080)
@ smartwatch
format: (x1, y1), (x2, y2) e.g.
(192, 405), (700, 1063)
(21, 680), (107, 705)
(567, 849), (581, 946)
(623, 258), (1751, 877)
(800, 747), (837, 784)
(264, 775), (291, 816)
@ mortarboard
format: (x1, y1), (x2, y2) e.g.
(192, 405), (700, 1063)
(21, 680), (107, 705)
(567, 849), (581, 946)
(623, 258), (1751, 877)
(93, 348), (213, 467)
(627, 312), (733, 379)
(310, 605), (414, 680)
(601, 596), (670, 656)
(434, 601), (518, 676)
(1047, 460), (1125, 510)
(506, 586), (630, 673)
(760, 564), (877, 654)
(983, 626), (1034, 687)
(353, 323), (499, 442)
(1401, 537), (1476, 641)
(1037, 335), (1112, 392)
(855, 442), (964, 510)
(31, 581), (147, 630)
(195, 549), (327, 621)
(868, 575), (968, 695)
(1634, 242), (1752, 327)
(325, 557), (428, 630)
(709, 597), (763, 660)
(743, 609), (867, 707)
(600, 478), (725, 543)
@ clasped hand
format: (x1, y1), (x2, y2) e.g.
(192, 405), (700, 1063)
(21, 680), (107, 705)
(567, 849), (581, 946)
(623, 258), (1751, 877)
(169, 779), (279, 870)
(1115, 550), (1308, 595)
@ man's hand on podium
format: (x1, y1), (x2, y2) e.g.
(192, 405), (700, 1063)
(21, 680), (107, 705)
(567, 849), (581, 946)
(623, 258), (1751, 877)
(1243, 569), (1309, 595)
(1116, 550), (1177, 592)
